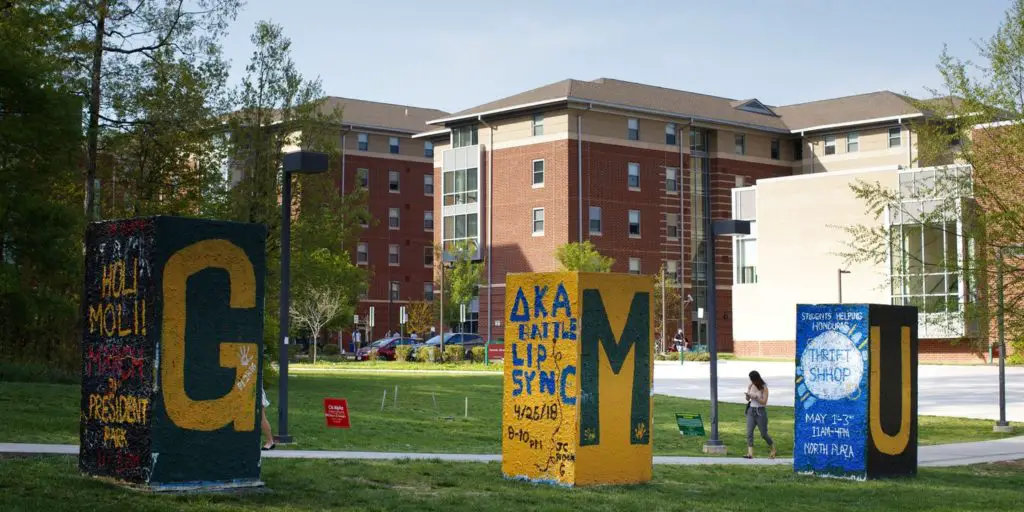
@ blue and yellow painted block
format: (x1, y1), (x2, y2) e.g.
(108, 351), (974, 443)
(80, 217), (266, 490)
(502, 272), (653, 486)
(794, 304), (918, 480)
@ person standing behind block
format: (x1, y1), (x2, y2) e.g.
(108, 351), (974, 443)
(744, 370), (776, 459)
(261, 386), (275, 451)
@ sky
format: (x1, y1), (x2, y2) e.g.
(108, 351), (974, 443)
(219, 0), (1012, 114)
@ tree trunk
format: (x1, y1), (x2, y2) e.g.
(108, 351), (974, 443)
(85, 1), (107, 221)
(312, 331), (318, 364)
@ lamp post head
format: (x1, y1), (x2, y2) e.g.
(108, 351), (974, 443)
(839, 269), (852, 275)
(282, 150), (329, 174)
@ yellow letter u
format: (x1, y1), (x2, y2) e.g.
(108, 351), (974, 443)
(869, 326), (911, 455)
(161, 239), (258, 432)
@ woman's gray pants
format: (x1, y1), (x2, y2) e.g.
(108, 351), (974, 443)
(746, 407), (773, 447)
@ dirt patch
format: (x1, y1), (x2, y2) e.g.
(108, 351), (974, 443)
(991, 459), (1024, 469)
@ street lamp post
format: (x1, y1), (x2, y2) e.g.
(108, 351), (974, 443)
(703, 218), (751, 454)
(995, 245), (1023, 433)
(838, 269), (851, 303)
(437, 250), (457, 354)
(275, 150), (329, 444)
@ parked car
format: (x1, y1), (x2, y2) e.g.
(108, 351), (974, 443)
(356, 337), (416, 361)
(411, 333), (484, 359)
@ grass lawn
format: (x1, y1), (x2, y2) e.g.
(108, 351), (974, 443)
(1, 456), (1022, 511)
(0, 372), (1014, 456)
(0, 370), (1007, 458)
(293, 359), (502, 372)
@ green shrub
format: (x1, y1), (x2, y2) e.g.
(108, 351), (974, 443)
(394, 345), (413, 362)
(416, 346), (438, 363)
(470, 346), (486, 363)
(685, 352), (711, 362)
(322, 344), (340, 356)
(444, 345), (464, 362)
(0, 361), (79, 384)
(370, 349), (387, 361)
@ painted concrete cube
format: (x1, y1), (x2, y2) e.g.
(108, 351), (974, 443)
(501, 272), (653, 486)
(80, 217), (267, 490)
(794, 304), (918, 480)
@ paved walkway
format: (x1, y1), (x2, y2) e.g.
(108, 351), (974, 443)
(654, 360), (1024, 422)
(3, 437), (1021, 467)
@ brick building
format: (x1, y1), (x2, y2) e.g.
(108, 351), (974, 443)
(322, 98), (448, 341)
(416, 78), (799, 351)
(413, 79), (981, 359)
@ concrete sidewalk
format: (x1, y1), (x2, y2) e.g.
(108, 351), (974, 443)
(3, 437), (1021, 467)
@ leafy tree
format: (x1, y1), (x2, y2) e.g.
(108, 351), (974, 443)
(70, 0), (241, 220)
(0, 1), (86, 368)
(840, 0), (1024, 356)
(555, 241), (614, 272)
(405, 300), (438, 338)
(224, 20), (370, 363)
(436, 242), (483, 329)
(289, 285), (345, 364)
(652, 265), (682, 353)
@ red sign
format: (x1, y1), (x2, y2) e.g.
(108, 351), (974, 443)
(487, 343), (505, 361)
(324, 398), (350, 428)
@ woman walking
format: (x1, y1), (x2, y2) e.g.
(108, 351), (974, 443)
(744, 370), (776, 459)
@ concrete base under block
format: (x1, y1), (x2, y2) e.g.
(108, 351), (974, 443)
(992, 424), (1015, 434)
(141, 479), (266, 493)
(702, 444), (728, 455)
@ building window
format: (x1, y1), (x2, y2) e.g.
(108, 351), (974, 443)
(533, 159), (544, 187)
(736, 236), (758, 284)
(628, 118), (639, 140)
(666, 260), (680, 283)
(424, 174), (434, 195)
(666, 213), (680, 239)
(628, 210), (641, 238)
(628, 162), (640, 190)
(452, 125), (478, 148)
(389, 136), (400, 154)
(889, 127), (902, 148)
(389, 207), (400, 229)
(356, 242), (368, 265)
(388, 170), (400, 192)
(423, 282), (434, 301)
(358, 133), (368, 151)
(532, 114), (544, 136)
(891, 221), (961, 314)
(424, 211), (434, 231)
(666, 168), (679, 193)
(357, 168), (369, 188)
(824, 135), (836, 155)
(589, 206), (602, 235)
(794, 140), (804, 160)
(771, 139), (780, 160)
(532, 208), (545, 236)
(847, 132), (859, 153)
(442, 213), (479, 254)
(629, 257), (641, 275)
(424, 246), (434, 267)
(442, 167), (478, 206)
(734, 134), (745, 155)
(390, 281), (400, 301)
(424, 141), (434, 158)
(389, 244), (400, 266)
(666, 123), (677, 145)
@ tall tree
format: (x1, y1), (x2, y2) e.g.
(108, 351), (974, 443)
(436, 242), (483, 328)
(0, 1), (86, 368)
(652, 265), (682, 353)
(840, 0), (1024, 358)
(73, 0), (240, 220)
(225, 20), (370, 359)
(555, 241), (614, 272)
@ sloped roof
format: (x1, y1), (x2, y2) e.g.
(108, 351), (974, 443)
(427, 78), (959, 135)
(433, 78), (791, 132)
(322, 97), (448, 134)
(773, 91), (924, 131)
